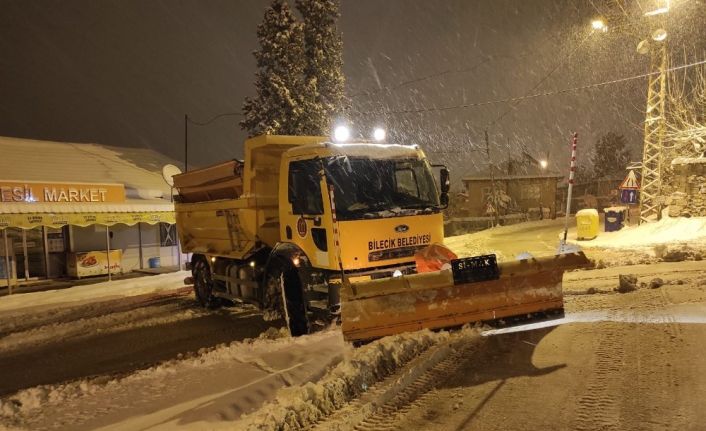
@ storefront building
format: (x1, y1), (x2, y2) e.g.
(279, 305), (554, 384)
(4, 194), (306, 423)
(0, 136), (184, 289)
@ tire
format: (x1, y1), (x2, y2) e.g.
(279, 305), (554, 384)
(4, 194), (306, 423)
(193, 259), (221, 309)
(264, 260), (310, 337)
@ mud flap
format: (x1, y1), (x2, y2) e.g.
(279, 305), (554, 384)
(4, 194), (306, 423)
(340, 252), (591, 343)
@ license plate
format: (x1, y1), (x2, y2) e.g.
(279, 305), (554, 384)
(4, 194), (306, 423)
(451, 254), (500, 285)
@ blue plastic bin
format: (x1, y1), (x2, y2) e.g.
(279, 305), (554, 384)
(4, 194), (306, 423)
(148, 257), (161, 268)
(604, 207), (626, 232)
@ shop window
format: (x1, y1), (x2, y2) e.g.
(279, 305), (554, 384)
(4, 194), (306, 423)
(47, 228), (66, 253)
(160, 223), (177, 247)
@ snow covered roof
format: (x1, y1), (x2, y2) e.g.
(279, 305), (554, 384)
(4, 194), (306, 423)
(0, 136), (180, 201)
(286, 141), (422, 159)
(463, 172), (563, 181)
(672, 156), (706, 165)
(462, 157), (563, 181)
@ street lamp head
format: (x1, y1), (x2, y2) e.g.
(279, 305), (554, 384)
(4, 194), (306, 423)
(540, 160), (548, 169)
(652, 28), (668, 42)
(591, 19), (607, 32)
(637, 39), (651, 55)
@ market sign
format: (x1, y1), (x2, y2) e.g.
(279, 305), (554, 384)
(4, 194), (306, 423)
(0, 181), (125, 203)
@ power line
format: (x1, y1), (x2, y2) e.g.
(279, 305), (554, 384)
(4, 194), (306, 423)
(349, 55), (495, 99)
(349, 49), (572, 101)
(362, 58), (706, 116)
(486, 30), (595, 129)
(186, 111), (243, 126)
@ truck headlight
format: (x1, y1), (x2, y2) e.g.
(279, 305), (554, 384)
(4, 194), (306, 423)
(333, 125), (350, 142)
(373, 128), (386, 142)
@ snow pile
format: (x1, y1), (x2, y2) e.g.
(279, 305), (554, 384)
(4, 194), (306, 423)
(572, 216), (706, 249)
(0, 328), (335, 420)
(0, 304), (207, 354)
(236, 329), (448, 431)
(0, 271), (190, 313)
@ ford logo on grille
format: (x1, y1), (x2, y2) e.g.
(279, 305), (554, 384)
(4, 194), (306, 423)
(394, 224), (409, 233)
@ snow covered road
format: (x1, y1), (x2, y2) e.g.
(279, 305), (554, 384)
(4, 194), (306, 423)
(0, 295), (277, 396)
(2, 261), (706, 431)
(3, 219), (706, 430)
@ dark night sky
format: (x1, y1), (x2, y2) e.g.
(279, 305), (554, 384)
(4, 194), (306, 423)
(1, 0), (705, 181)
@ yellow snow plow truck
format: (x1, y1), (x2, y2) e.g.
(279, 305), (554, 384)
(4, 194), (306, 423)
(174, 134), (589, 342)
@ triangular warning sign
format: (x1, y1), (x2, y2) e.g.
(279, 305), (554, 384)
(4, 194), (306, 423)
(620, 170), (640, 190)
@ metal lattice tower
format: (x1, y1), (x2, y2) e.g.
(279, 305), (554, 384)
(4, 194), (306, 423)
(639, 43), (668, 224)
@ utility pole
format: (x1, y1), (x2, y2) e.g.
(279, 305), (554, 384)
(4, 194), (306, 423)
(485, 129), (500, 227)
(638, 41), (668, 224)
(636, 3), (671, 224)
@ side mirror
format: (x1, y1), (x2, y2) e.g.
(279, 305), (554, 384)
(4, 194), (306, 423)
(439, 192), (449, 208)
(440, 167), (450, 193)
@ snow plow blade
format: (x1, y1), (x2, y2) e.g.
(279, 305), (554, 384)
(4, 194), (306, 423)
(341, 252), (591, 343)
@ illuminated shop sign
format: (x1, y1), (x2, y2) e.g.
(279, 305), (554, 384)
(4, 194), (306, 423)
(0, 181), (125, 203)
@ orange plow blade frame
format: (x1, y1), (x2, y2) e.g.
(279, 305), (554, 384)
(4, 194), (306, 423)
(341, 252), (591, 343)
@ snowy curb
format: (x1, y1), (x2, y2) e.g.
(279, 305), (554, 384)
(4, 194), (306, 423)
(0, 271), (191, 314)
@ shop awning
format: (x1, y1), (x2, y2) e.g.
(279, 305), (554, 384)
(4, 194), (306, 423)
(0, 200), (175, 229)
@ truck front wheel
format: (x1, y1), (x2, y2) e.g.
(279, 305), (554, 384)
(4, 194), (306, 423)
(264, 261), (310, 337)
(193, 259), (221, 309)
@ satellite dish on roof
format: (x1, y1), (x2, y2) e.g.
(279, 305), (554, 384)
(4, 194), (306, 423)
(636, 40), (650, 55)
(162, 164), (182, 187)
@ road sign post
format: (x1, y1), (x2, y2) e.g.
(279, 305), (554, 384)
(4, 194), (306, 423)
(619, 169), (641, 224)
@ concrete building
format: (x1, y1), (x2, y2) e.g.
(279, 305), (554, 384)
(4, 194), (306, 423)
(458, 153), (563, 219)
(0, 136), (184, 288)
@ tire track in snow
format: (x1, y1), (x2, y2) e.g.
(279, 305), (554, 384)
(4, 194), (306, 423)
(571, 314), (625, 431)
(309, 332), (483, 431)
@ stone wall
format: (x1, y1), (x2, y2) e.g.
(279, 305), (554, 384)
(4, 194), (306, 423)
(665, 160), (706, 217)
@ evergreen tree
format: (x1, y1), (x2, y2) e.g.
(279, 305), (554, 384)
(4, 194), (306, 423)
(295, 0), (346, 135)
(241, 0), (306, 136)
(590, 132), (631, 179)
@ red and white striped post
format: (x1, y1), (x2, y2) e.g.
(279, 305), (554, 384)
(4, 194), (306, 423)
(562, 132), (578, 243)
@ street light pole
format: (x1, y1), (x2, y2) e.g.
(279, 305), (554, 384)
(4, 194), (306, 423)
(184, 114), (188, 173)
(485, 129), (500, 227)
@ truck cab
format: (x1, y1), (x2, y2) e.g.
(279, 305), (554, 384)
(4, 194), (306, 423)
(174, 135), (449, 335)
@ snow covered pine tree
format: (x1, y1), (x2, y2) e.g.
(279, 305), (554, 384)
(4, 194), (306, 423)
(241, 0), (307, 136)
(590, 132), (631, 179)
(295, 0), (346, 135)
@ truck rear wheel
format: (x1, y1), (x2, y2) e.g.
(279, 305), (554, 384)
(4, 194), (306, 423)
(264, 261), (310, 337)
(193, 259), (222, 309)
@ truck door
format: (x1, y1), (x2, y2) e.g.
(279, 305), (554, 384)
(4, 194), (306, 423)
(282, 159), (332, 269)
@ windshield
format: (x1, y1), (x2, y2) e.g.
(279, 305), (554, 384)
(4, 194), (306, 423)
(325, 156), (440, 220)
